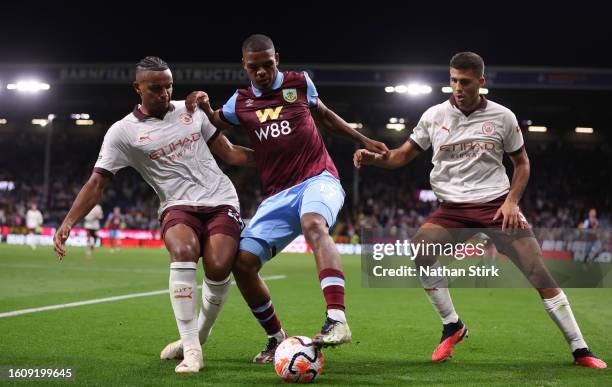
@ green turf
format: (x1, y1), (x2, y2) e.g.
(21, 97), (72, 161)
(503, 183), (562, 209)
(0, 244), (610, 386)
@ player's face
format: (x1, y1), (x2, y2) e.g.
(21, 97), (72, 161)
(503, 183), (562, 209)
(242, 49), (279, 91)
(450, 67), (484, 111)
(133, 69), (173, 114)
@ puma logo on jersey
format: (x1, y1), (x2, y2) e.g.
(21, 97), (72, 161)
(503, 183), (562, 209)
(441, 125), (451, 133)
(255, 106), (283, 123)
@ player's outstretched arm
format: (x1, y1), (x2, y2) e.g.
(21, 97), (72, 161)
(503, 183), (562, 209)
(354, 139), (422, 169)
(185, 91), (233, 131)
(311, 99), (389, 157)
(209, 132), (257, 168)
(53, 172), (111, 259)
(493, 147), (530, 230)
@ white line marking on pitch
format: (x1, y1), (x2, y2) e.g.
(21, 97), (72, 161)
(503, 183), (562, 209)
(0, 262), (167, 274)
(0, 275), (286, 318)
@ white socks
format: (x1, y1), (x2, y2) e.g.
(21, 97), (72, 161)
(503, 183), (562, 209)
(328, 309), (347, 323)
(28, 233), (37, 249)
(419, 261), (459, 325)
(197, 275), (231, 343)
(169, 262), (200, 352)
(542, 291), (587, 352)
(270, 328), (286, 341)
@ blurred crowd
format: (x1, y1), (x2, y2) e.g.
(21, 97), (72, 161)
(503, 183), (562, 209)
(1, 125), (610, 238)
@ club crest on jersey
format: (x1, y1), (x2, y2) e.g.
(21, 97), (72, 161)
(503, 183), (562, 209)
(255, 106), (283, 123)
(245, 99), (254, 107)
(179, 113), (193, 124)
(282, 88), (297, 103)
(482, 121), (495, 135)
(137, 133), (152, 142)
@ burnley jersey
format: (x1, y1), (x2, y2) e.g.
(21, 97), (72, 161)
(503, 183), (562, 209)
(220, 70), (339, 197)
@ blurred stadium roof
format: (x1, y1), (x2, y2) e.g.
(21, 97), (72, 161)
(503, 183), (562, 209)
(1, 3), (610, 142)
(2, 3), (611, 66)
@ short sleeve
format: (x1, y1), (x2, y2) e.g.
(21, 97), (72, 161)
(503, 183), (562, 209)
(502, 111), (524, 154)
(303, 71), (318, 108)
(220, 91), (240, 125)
(409, 111), (433, 151)
(94, 123), (130, 175)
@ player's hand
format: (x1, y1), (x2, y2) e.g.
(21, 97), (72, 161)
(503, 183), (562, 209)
(185, 91), (213, 116)
(53, 224), (71, 260)
(353, 149), (382, 168)
(362, 138), (389, 159)
(493, 200), (527, 232)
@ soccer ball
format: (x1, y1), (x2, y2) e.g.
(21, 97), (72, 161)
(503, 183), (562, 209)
(274, 336), (325, 383)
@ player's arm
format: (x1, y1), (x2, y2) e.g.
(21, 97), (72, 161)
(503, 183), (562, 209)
(354, 139), (422, 169)
(53, 171), (111, 259)
(493, 147), (530, 230)
(209, 132), (256, 168)
(311, 99), (389, 156)
(185, 91), (233, 131)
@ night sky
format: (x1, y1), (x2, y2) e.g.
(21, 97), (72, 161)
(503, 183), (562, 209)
(2, 2), (611, 67)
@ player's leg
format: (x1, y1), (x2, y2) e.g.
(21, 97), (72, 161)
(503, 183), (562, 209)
(115, 229), (122, 253)
(500, 236), (607, 368)
(233, 194), (299, 363)
(299, 173), (350, 346)
(164, 223), (203, 373)
(301, 213), (351, 346)
(160, 232), (237, 362)
(85, 229), (94, 258)
(27, 228), (36, 250)
(197, 234), (235, 344)
(197, 208), (242, 346)
(109, 231), (115, 253)
(413, 223), (467, 362)
(92, 230), (98, 251)
(234, 247), (287, 363)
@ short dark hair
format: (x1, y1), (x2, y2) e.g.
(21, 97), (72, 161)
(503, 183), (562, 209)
(242, 34), (275, 53)
(450, 52), (484, 77)
(136, 56), (169, 71)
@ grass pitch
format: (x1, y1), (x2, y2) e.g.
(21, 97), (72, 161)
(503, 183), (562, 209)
(0, 244), (610, 386)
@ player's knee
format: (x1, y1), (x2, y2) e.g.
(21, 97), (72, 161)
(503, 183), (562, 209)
(414, 255), (437, 268)
(301, 216), (328, 243)
(169, 244), (199, 262)
(204, 255), (233, 280)
(233, 251), (261, 277)
(412, 234), (438, 266)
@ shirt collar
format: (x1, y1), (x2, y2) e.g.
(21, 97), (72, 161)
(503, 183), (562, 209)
(449, 95), (487, 117)
(250, 70), (284, 97)
(133, 102), (175, 121)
